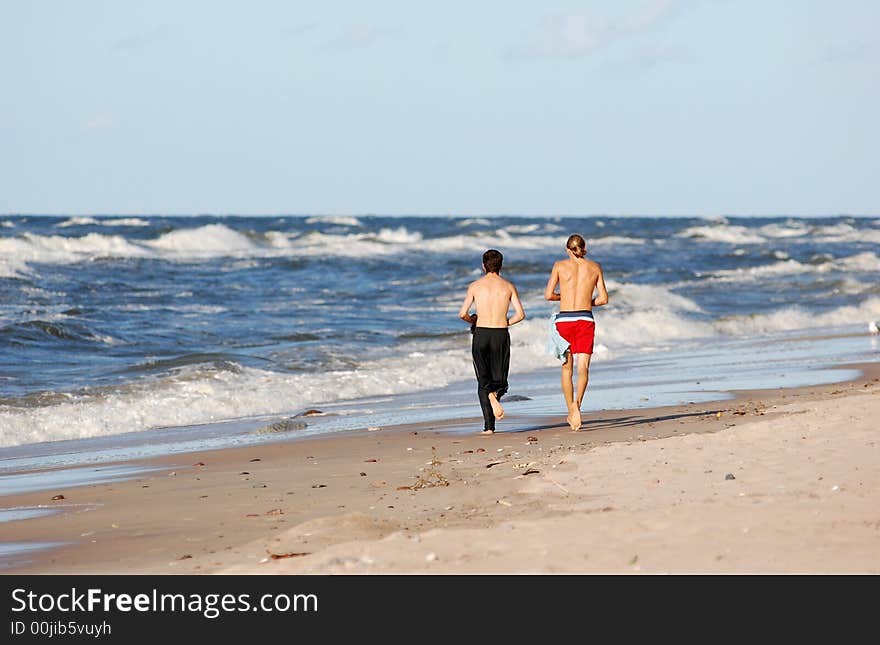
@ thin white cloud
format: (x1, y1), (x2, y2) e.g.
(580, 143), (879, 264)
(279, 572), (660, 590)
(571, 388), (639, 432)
(625, 0), (676, 32)
(603, 43), (692, 74)
(330, 26), (400, 51)
(109, 26), (166, 53)
(814, 40), (880, 65)
(282, 23), (318, 37)
(505, 0), (687, 61)
(84, 115), (114, 130)
(506, 13), (608, 60)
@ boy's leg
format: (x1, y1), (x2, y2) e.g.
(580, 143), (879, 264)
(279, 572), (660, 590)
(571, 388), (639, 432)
(488, 329), (510, 420)
(575, 352), (592, 409)
(561, 351), (579, 430)
(477, 387), (495, 433)
(472, 329), (496, 433)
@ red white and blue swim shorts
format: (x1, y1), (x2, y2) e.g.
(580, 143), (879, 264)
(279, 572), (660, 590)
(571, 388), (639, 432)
(554, 310), (596, 355)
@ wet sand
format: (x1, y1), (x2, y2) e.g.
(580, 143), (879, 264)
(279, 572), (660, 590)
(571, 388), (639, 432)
(1, 363), (878, 574)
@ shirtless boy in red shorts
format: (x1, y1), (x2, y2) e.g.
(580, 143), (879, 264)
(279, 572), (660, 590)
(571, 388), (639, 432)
(544, 234), (609, 431)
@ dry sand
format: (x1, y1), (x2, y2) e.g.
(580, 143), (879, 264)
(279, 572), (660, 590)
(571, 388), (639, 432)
(2, 364), (878, 574)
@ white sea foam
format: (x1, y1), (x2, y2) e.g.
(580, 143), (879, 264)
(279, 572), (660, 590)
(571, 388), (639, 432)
(2, 226), (252, 274)
(0, 232), (150, 268)
(57, 217), (99, 227)
(373, 227), (423, 244)
(304, 215), (362, 227)
(706, 252), (880, 282)
(504, 224), (541, 234)
(100, 217), (151, 227)
(274, 228), (566, 258)
(714, 297), (880, 336)
(0, 222), (776, 270)
(587, 235), (648, 246)
(1, 220), (15, 228)
(813, 223), (880, 244)
(164, 304), (228, 315)
(838, 252), (880, 272)
(58, 216), (151, 227)
(0, 258), (29, 279)
(276, 228), (424, 257)
(456, 218), (492, 227)
(677, 224), (766, 244)
(0, 343), (476, 447)
(144, 224), (259, 256)
(708, 259), (816, 280)
(758, 222), (811, 238)
(682, 221), (880, 245)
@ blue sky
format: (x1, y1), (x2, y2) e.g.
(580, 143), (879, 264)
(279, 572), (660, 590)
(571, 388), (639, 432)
(1, 0), (877, 216)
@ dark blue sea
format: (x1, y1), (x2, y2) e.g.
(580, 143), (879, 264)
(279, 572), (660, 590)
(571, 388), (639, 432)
(1, 214), (878, 456)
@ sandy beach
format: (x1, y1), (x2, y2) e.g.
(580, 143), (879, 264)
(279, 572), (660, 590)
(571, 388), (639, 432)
(1, 362), (877, 575)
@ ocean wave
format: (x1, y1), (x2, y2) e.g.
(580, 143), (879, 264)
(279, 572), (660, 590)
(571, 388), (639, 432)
(714, 297), (880, 336)
(677, 224), (766, 244)
(838, 251), (880, 272)
(505, 222), (566, 234)
(0, 257), (29, 279)
(587, 235), (647, 246)
(681, 221), (880, 245)
(57, 216), (99, 227)
(57, 216), (151, 227)
(813, 223), (880, 244)
(0, 320), (122, 346)
(504, 224), (541, 234)
(304, 216), (362, 227)
(2, 280), (877, 446)
(708, 259), (815, 280)
(271, 228), (568, 258)
(144, 224), (259, 255)
(700, 215), (730, 224)
(0, 232), (151, 270)
(1, 220), (15, 228)
(757, 221), (812, 238)
(0, 343), (480, 447)
(102, 217), (151, 227)
(0, 223), (640, 269)
(705, 252), (880, 282)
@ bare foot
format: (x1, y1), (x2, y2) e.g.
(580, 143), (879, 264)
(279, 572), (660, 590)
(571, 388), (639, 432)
(488, 393), (504, 419)
(566, 402), (581, 431)
(480, 429), (495, 436)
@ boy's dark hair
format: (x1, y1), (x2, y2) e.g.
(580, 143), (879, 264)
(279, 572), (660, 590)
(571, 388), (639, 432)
(482, 249), (503, 273)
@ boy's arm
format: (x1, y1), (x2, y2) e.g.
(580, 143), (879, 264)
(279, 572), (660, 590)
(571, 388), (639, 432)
(591, 264), (609, 307)
(544, 263), (560, 301)
(507, 284), (526, 326)
(458, 286), (477, 324)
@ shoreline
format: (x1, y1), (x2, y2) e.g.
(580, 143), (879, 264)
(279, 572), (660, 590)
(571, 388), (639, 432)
(2, 326), (873, 474)
(1, 361), (877, 573)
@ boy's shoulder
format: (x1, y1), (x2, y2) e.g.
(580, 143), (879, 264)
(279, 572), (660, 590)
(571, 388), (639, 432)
(498, 275), (517, 290)
(469, 275), (489, 290)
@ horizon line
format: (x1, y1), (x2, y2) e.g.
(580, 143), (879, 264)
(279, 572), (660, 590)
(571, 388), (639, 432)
(2, 212), (877, 219)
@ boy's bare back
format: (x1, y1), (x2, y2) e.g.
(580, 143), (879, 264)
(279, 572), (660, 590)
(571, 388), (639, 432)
(460, 273), (525, 328)
(549, 257), (606, 311)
